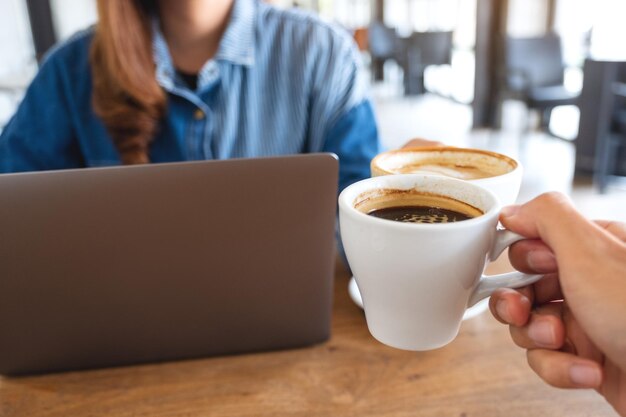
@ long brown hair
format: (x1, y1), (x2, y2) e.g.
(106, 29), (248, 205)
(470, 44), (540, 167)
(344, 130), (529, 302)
(90, 0), (166, 165)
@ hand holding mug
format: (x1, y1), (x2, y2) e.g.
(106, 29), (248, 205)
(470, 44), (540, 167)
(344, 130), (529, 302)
(489, 192), (626, 417)
(400, 138), (445, 148)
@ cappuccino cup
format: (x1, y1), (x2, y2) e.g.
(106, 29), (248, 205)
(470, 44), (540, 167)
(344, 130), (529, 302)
(370, 146), (522, 206)
(338, 174), (542, 351)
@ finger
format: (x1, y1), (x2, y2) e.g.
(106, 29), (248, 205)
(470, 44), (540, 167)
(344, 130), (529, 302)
(509, 303), (566, 350)
(499, 193), (608, 260)
(400, 138), (445, 149)
(490, 288), (532, 326)
(527, 273), (562, 304)
(508, 239), (557, 274)
(527, 349), (603, 389)
(594, 220), (626, 243)
(490, 275), (562, 326)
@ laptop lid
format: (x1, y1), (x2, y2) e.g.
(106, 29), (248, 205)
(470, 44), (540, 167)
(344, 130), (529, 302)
(0, 154), (338, 375)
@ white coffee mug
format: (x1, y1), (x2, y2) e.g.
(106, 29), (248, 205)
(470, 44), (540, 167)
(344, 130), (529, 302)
(338, 174), (542, 351)
(371, 146), (523, 206)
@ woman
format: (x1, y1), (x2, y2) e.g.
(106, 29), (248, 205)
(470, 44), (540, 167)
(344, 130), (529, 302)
(0, 0), (379, 192)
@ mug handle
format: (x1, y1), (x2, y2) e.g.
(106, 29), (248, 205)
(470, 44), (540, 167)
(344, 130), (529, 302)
(467, 229), (543, 307)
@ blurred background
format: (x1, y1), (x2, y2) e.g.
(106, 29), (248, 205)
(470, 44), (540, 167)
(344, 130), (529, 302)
(1, 0), (625, 220)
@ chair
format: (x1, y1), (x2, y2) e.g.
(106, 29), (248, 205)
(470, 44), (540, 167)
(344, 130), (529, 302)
(367, 21), (400, 81)
(398, 31), (453, 95)
(594, 82), (626, 193)
(25, 0), (58, 62)
(498, 33), (579, 133)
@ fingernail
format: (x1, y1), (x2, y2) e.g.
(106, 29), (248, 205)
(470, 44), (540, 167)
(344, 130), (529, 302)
(527, 250), (556, 271)
(500, 205), (520, 218)
(528, 320), (556, 347)
(496, 299), (511, 322)
(570, 364), (602, 387)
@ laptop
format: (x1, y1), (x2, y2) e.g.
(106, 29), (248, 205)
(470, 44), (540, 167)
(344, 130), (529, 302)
(0, 153), (339, 375)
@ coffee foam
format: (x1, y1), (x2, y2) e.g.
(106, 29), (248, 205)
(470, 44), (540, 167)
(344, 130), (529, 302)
(372, 148), (517, 180)
(354, 188), (484, 220)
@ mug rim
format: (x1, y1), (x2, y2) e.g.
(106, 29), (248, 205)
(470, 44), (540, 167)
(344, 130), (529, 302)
(339, 174), (501, 230)
(370, 146), (520, 179)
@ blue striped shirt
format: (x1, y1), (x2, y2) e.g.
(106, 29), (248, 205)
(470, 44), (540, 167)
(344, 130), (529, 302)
(0, 0), (379, 192)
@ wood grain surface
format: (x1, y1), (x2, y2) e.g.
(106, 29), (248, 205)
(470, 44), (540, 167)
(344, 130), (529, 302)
(0, 256), (616, 417)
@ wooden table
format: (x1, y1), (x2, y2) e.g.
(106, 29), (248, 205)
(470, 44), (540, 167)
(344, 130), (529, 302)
(0, 259), (616, 417)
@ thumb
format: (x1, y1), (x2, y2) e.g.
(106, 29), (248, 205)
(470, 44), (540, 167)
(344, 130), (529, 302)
(499, 192), (609, 261)
(499, 192), (618, 298)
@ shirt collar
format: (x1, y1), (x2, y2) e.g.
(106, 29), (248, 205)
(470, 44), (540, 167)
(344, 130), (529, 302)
(215, 0), (256, 66)
(152, 21), (176, 90)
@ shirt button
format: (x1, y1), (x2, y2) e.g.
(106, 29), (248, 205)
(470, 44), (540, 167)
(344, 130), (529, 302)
(194, 109), (205, 120)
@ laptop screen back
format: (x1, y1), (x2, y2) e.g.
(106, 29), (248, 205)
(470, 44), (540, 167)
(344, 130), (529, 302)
(0, 154), (339, 375)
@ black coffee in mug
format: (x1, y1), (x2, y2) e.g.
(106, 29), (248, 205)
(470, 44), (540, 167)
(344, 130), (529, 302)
(368, 205), (474, 224)
(355, 189), (483, 224)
